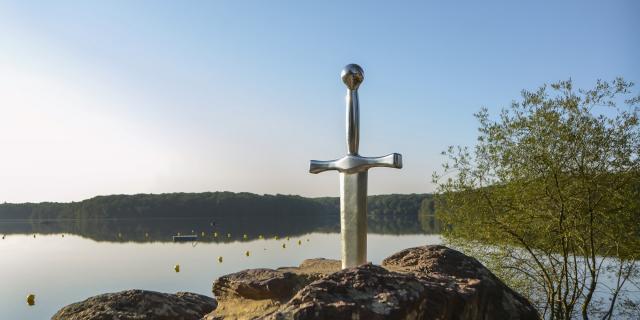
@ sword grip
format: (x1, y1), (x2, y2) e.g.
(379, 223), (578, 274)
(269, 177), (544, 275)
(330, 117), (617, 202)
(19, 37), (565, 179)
(341, 64), (364, 155)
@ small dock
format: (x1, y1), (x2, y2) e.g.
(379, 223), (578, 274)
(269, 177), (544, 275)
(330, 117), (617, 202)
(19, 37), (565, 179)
(173, 235), (198, 242)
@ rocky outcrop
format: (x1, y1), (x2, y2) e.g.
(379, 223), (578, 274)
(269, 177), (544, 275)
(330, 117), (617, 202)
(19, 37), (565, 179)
(51, 289), (217, 320)
(207, 245), (539, 320)
(381, 246), (539, 320)
(52, 246), (539, 320)
(268, 264), (430, 319)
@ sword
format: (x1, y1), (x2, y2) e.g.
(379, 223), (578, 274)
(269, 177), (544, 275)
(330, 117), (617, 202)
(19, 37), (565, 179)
(309, 64), (402, 269)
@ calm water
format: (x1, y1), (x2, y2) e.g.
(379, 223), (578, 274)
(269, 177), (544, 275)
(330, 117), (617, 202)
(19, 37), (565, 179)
(0, 219), (441, 319)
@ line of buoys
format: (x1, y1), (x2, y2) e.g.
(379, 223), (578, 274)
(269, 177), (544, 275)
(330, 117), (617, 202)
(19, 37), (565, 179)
(27, 294), (35, 306)
(174, 264), (180, 272)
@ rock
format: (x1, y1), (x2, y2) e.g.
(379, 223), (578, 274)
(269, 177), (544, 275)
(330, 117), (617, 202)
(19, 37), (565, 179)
(52, 289), (217, 320)
(267, 264), (429, 320)
(381, 245), (539, 320)
(206, 246), (539, 320)
(207, 260), (340, 319)
(277, 258), (341, 276)
(213, 268), (310, 301)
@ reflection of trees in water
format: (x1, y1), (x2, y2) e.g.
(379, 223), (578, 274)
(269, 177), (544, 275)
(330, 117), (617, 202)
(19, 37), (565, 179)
(0, 193), (441, 241)
(0, 213), (441, 242)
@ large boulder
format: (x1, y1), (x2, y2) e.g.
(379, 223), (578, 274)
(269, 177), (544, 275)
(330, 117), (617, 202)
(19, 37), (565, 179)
(52, 289), (217, 320)
(207, 245), (539, 320)
(267, 264), (429, 320)
(381, 245), (540, 320)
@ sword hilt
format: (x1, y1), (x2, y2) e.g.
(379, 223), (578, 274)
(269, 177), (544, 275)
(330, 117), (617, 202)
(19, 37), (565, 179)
(310, 64), (403, 175)
(341, 64), (364, 155)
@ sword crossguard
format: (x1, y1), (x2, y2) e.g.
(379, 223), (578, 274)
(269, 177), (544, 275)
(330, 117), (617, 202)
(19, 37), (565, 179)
(309, 153), (402, 174)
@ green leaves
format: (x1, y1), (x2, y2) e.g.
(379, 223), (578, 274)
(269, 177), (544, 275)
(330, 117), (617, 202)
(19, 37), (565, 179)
(434, 78), (640, 319)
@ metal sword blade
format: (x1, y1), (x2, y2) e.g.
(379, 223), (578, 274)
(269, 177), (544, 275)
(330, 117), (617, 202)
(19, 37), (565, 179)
(339, 171), (368, 268)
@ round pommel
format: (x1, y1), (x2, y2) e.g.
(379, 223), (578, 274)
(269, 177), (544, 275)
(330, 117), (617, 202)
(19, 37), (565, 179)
(341, 64), (364, 90)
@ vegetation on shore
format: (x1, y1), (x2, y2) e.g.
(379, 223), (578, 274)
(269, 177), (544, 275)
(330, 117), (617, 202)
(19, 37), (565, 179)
(434, 78), (640, 319)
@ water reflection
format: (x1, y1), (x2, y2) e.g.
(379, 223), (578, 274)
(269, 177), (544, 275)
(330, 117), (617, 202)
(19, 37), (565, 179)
(0, 214), (440, 242)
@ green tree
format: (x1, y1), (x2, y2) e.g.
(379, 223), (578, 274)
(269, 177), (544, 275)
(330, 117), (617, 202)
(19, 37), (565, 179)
(433, 78), (640, 319)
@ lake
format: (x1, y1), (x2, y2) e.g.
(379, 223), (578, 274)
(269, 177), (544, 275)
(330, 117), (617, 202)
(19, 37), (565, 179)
(0, 218), (441, 319)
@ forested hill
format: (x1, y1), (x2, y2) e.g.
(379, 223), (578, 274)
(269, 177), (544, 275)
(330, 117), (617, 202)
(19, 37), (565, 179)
(0, 192), (435, 221)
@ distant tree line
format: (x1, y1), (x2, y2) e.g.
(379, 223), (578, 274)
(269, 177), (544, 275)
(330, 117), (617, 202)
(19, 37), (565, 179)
(0, 192), (440, 240)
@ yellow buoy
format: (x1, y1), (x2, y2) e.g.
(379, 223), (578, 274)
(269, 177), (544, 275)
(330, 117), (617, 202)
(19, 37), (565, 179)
(201, 232), (205, 237)
(298, 240), (302, 245)
(118, 233), (122, 238)
(243, 234), (248, 239)
(218, 256), (223, 263)
(286, 236), (290, 241)
(33, 234), (36, 238)
(177, 232), (181, 236)
(258, 234), (263, 239)
(213, 232), (218, 238)
(306, 238), (309, 242)
(174, 264), (180, 272)
(145, 233), (149, 238)
(282, 243), (286, 249)
(245, 250), (250, 257)
(227, 233), (231, 238)
(2, 235), (5, 239)
(61, 234), (64, 238)
(27, 294), (35, 306)
(274, 235), (279, 240)
(191, 230), (194, 233)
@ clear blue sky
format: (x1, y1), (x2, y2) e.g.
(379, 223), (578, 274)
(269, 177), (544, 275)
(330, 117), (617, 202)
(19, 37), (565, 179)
(0, 1), (638, 202)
